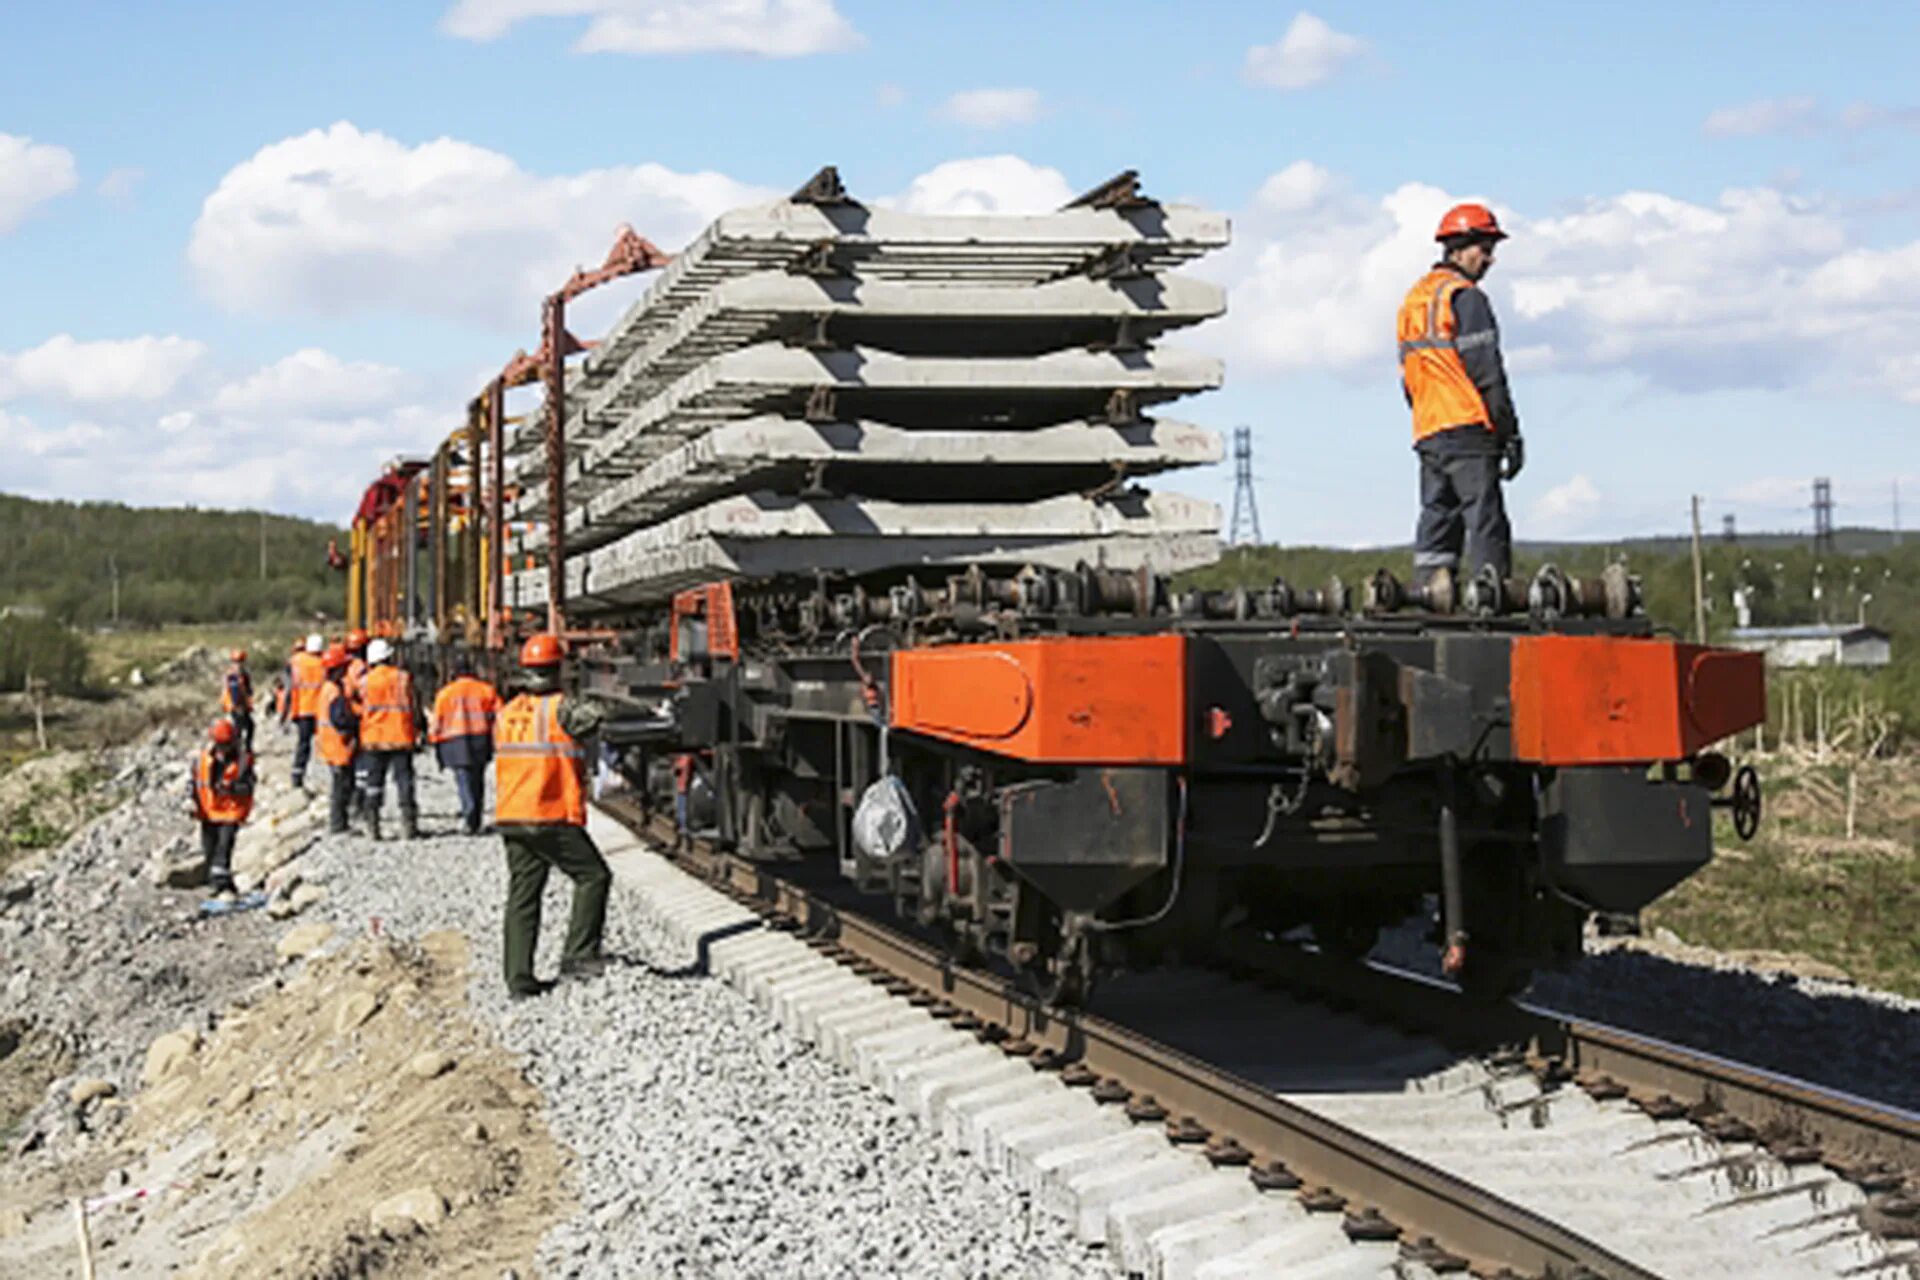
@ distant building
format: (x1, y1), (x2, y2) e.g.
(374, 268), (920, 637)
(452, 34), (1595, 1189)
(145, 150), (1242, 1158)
(0, 604), (46, 620)
(1727, 624), (1891, 670)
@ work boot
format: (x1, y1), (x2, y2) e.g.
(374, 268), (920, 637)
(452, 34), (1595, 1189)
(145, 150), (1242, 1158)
(400, 807), (419, 841)
(508, 979), (555, 1002)
(362, 804), (381, 841)
(559, 956), (608, 981)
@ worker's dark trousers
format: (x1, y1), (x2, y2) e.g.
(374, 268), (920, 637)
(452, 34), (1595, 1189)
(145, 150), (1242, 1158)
(229, 711), (253, 754)
(359, 750), (418, 825)
(290, 716), (315, 785)
(501, 824), (610, 995)
(200, 821), (239, 891)
(1414, 450), (1512, 581)
(329, 762), (357, 834)
(450, 764), (487, 834)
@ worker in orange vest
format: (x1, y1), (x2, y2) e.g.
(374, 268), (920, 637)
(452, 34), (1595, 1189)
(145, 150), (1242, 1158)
(1397, 202), (1523, 586)
(286, 634), (328, 789)
(343, 627), (370, 704)
(495, 632), (610, 999)
(221, 649), (254, 752)
(430, 656), (501, 835)
(357, 637), (422, 839)
(317, 644), (359, 835)
(188, 718), (255, 895)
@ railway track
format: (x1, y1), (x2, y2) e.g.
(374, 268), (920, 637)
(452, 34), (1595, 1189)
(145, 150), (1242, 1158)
(598, 796), (1920, 1279)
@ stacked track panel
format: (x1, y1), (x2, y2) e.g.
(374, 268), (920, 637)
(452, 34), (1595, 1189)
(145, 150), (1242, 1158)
(503, 182), (1231, 613)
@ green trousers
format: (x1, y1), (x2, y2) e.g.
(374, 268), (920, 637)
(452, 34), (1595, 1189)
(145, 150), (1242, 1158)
(501, 824), (611, 994)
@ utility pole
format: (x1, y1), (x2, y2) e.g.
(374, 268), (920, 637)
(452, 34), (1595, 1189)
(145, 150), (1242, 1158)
(1895, 480), (1903, 547)
(1689, 495), (1707, 644)
(259, 511), (268, 580)
(1228, 426), (1262, 546)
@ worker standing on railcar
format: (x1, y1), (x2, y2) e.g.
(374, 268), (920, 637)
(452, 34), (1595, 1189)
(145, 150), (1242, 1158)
(316, 644), (360, 835)
(221, 649), (254, 752)
(286, 634), (328, 789)
(494, 633), (612, 999)
(188, 719), (255, 895)
(1397, 202), (1524, 585)
(357, 638), (422, 839)
(430, 656), (501, 836)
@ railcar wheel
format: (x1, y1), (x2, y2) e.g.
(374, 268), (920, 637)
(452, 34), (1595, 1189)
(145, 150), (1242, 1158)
(1731, 766), (1762, 841)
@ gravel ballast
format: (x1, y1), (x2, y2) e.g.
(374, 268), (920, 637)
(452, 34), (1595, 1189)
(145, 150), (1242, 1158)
(298, 767), (1117, 1279)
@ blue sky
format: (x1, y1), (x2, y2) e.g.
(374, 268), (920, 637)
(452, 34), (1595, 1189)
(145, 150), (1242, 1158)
(0, 0), (1915, 543)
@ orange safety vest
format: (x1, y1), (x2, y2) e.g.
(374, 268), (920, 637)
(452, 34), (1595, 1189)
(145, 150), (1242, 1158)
(195, 746), (254, 825)
(288, 652), (327, 719)
(221, 665), (252, 714)
(494, 693), (586, 826)
(317, 679), (357, 767)
(360, 664), (416, 750)
(1397, 267), (1494, 444)
(430, 676), (500, 744)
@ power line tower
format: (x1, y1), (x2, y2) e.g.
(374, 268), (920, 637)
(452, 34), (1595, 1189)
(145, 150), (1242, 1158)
(1812, 477), (1834, 555)
(1721, 514), (1737, 545)
(1228, 426), (1262, 546)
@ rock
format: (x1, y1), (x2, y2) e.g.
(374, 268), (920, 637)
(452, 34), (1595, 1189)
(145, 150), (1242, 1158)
(154, 856), (209, 890)
(332, 990), (380, 1035)
(0, 1206), (27, 1238)
(407, 1050), (455, 1080)
(290, 883), (327, 912)
(127, 667), (145, 687)
(267, 898), (296, 920)
(221, 1083), (255, 1113)
(370, 1186), (447, 1235)
(141, 1029), (201, 1085)
(68, 1078), (117, 1109)
(463, 1120), (490, 1144)
(276, 922), (334, 963)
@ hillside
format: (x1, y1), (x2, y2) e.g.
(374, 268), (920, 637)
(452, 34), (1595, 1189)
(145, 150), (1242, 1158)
(0, 494), (344, 627)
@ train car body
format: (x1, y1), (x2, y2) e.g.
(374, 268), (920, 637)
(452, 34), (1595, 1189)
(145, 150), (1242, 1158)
(340, 167), (1766, 1000)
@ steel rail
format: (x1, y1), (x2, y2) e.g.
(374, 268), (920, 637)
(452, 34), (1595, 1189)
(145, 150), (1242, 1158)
(602, 799), (1663, 1280)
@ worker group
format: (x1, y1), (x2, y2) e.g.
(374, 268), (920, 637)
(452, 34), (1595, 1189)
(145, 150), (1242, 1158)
(191, 632), (612, 999)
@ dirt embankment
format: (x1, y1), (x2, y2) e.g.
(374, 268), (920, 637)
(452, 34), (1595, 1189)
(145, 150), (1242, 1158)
(0, 931), (571, 1277)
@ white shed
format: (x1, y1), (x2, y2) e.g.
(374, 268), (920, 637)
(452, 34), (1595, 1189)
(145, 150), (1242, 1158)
(1727, 625), (1892, 670)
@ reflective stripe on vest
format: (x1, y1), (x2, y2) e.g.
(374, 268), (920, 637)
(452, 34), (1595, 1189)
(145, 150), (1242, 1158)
(430, 678), (497, 743)
(288, 653), (327, 719)
(317, 680), (357, 767)
(195, 747), (253, 825)
(360, 665), (415, 749)
(493, 693), (586, 826)
(1397, 267), (1494, 444)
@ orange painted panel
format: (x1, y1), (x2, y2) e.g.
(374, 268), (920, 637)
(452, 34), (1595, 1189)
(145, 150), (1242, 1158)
(1511, 635), (1765, 765)
(890, 635), (1187, 765)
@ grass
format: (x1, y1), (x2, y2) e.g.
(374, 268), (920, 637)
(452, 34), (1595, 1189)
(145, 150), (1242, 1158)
(86, 620), (310, 685)
(1643, 755), (1920, 997)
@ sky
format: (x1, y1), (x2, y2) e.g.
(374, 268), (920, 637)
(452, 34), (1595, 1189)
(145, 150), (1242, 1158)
(0, 0), (1916, 545)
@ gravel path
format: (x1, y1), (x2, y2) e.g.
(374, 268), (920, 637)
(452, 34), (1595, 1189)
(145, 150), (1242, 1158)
(299, 767), (1117, 1280)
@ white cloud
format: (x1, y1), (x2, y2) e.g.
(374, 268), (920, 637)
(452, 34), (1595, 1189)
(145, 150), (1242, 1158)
(187, 122), (773, 326)
(875, 83), (906, 110)
(0, 335), (207, 404)
(1244, 13), (1366, 91)
(0, 134), (79, 233)
(97, 167), (144, 200)
(1529, 474), (1603, 536)
(891, 156), (1073, 216)
(439, 0), (861, 57)
(1703, 95), (1820, 137)
(1208, 162), (1920, 404)
(939, 88), (1043, 129)
(211, 348), (413, 417)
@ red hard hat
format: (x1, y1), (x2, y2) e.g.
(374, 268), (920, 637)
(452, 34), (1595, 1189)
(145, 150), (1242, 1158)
(230, 649), (247, 663)
(346, 628), (369, 651)
(323, 644), (349, 670)
(520, 633), (564, 669)
(209, 718), (237, 745)
(1435, 202), (1507, 242)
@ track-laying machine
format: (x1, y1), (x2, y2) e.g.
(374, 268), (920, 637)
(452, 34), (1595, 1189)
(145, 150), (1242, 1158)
(343, 168), (1766, 1000)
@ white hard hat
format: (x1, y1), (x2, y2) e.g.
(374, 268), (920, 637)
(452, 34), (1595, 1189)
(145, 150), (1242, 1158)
(305, 633), (324, 653)
(367, 638), (394, 664)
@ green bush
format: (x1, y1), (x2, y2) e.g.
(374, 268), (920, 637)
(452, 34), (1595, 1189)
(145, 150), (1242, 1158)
(0, 616), (88, 694)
